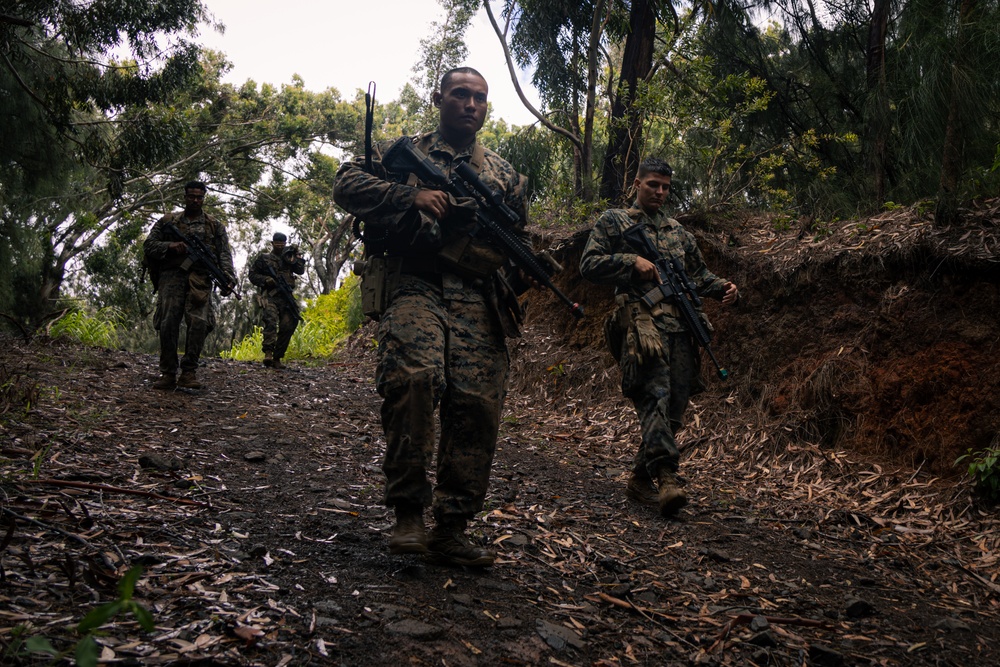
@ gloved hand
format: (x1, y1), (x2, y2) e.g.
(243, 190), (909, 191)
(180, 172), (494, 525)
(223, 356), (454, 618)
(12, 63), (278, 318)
(168, 241), (187, 254)
(264, 277), (276, 288)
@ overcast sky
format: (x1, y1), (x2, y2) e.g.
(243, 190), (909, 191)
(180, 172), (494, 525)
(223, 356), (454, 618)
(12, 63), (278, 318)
(196, 0), (541, 127)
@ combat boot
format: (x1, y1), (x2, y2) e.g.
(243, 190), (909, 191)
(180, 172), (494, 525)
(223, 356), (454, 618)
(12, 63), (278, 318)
(271, 357), (284, 370)
(657, 469), (688, 517)
(428, 519), (495, 567)
(625, 470), (658, 506)
(263, 351), (274, 368)
(177, 370), (202, 389)
(152, 374), (176, 390)
(388, 506), (428, 555)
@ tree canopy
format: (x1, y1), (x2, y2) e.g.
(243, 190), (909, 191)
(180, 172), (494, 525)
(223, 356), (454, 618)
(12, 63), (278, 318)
(3, 0), (999, 343)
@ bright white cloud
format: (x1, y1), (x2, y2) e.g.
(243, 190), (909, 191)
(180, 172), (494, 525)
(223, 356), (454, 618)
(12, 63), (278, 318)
(197, 0), (540, 126)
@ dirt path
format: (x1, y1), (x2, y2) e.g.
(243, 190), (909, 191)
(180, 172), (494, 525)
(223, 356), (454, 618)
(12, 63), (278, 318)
(1, 335), (998, 666)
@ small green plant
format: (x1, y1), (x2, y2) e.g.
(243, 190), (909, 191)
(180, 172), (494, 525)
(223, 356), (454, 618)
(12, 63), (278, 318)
(48, 307), (122, 348)
(31, 443), (51, 479)
(771, 214), (794, 232)
(546, 361), (566, 379)
(882, 200), (904, 211)
(956, 445), (1000, 503)
(221, 326), (265, 362)
(16, 566), (154, 666)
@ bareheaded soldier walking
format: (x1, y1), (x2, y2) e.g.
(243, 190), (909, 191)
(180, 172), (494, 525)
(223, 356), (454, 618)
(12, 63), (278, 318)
(333, 67), (533, 567)
(248, 232), (306, 369)
(143, 181), (237, 390)
(580, 158), (739, 517)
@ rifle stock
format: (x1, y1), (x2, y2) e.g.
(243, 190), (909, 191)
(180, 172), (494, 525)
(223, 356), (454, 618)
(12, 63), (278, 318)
(622, 223), (728, 380)
(164, 221), (240, 300)
(381, 137), (584, 319)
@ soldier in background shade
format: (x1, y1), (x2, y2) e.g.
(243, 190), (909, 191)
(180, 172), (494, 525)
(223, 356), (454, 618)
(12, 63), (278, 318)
(143, 181), (237, 390)
(248, 232), (306, 369)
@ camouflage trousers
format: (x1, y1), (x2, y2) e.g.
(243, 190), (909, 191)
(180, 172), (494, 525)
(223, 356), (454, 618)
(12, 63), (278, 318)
(154, 269), (215, 375)
(375, 275), (508, 524)
(260, 295), (299, 359)
(623, 330), (700, 478)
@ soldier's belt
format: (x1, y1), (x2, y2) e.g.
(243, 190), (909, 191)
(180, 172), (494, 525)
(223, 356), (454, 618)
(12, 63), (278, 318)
(650, 302), (678, 318)
(397, 255), (443, 274)
(615, 292), (678, 318)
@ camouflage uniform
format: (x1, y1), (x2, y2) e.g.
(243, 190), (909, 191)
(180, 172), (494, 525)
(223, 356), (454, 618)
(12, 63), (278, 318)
(333, 131), (528, 525)
(248, 249), (305, 362)
(143, 211), (236, 376)
(580, 206), (730, 479)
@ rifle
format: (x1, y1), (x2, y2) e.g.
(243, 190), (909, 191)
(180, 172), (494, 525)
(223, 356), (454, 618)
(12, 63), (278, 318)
(381, 137), (584, 319)
(260, 262), (302, 322)
(163, 221), (240, 300)
(621, 223), (728, 380)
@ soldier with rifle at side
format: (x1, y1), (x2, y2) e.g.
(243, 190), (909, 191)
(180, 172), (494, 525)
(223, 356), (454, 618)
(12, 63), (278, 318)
(143, 180), (238, 390)
(333, 67), (549, 567)
(580, 158), (739, 518)
(248, 232), (306, 369)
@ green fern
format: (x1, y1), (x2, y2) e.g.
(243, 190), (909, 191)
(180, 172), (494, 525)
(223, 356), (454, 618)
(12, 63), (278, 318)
(49, 308), (121, 347)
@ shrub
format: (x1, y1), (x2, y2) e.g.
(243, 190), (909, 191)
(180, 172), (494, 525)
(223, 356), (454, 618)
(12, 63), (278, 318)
(222, 275), (363, 362)
(220, 326), (265, 362)
(48, 307), (122, 348)
(956, 445), (1000, 503)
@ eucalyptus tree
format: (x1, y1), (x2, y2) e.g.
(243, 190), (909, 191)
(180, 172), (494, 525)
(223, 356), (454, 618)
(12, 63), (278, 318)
(697, 0), (1000, 217)
(0, 0), (211, 325)
(410, 0), (479, 119)
(1, 0), (361, 331)
(485, 0), (620, 200)
(598, 0), (660, 204)
(893, 0), (1000, 224)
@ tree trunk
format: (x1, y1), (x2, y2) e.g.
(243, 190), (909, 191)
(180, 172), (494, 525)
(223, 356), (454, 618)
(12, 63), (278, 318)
(599, 0), (657, 205)
(937, 0), (978, 226)
(865, 0), (891, 207)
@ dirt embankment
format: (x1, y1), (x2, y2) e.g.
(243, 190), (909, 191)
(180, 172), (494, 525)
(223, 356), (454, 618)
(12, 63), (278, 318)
(521, 199), (1000, 475)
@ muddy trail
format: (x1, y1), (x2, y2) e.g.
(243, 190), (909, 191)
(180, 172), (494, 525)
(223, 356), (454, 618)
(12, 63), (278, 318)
(3, 200), (1000, 666)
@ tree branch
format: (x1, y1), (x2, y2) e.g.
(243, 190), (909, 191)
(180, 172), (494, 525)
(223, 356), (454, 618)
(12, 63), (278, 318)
(482, 0), (582, 149)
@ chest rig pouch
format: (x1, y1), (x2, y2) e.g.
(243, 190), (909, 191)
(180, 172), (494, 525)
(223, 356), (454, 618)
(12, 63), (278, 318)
(406, 140), (507, 281)
(436, 217), (506, 280)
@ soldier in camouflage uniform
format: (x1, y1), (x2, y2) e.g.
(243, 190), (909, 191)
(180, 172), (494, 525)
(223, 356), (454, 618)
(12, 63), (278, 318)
(333, 67), (531, 567)
(143, 181), (238, 390)
(580, 158), (739, 517)
(248, 232), (306, 369)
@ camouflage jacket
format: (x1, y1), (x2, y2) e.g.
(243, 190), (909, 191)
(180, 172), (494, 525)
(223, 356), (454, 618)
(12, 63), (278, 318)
(248, 250), (305, 295)
(579, 204), (730, 334)
(333, 131), (529, 288)
(143, 211), (236, 281)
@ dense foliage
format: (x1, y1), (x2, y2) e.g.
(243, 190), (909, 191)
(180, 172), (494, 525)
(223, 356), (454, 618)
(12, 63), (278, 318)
(485, 0), (1000, 218)
(3, 0), (998, 348)
(222, 275), (364, 362)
